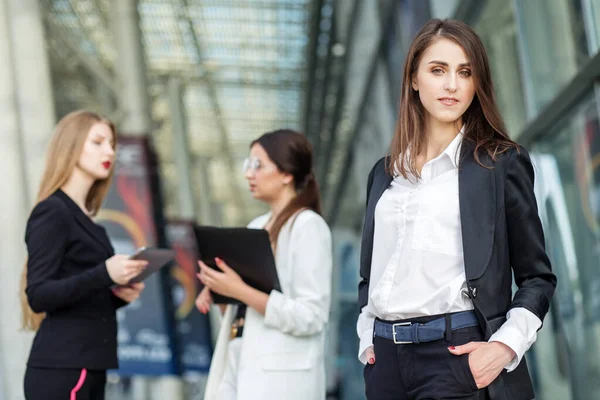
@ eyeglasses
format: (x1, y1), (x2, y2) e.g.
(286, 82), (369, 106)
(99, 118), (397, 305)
(242, 157), (263, 174)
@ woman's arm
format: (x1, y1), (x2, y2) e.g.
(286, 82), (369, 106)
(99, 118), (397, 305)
(198, 214), (333, 336)
(356, 159), (379, 363)
(485, 147), (557, 369)
(358, 161), (377, 312)
(450, 147), (557, 387)
(262, 215), (333, 337)
(450, 148), (556, 387)
(25, 201), (114, 313)
(503, 147), (556, 318)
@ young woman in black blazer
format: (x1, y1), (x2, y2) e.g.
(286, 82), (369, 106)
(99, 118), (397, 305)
(357, 20), (556, 400)
(21, 110), (148, 400)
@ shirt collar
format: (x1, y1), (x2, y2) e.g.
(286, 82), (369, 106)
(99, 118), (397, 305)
(441, 129), (464, 169)
(394, 127), (465, 175)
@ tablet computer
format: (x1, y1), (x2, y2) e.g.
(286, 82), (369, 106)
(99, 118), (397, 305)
(127, 247), (176, 285)
(193, 226), (280, 304)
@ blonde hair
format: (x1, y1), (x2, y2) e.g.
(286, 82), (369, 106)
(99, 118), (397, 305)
(21, 110), (117, 331)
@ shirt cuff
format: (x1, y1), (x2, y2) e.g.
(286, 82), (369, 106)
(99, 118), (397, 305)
(358, 327), (374, 365)
(488, 308), (542, 372)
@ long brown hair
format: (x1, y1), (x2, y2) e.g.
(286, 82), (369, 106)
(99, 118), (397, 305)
(251, 130), (321, 248)
(21, 110), (117, 331)
(387, 18), (517, 178)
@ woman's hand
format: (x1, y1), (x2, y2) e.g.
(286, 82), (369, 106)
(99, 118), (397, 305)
(197, 258), (246, 300)
(449, 341), (516, 388)
(195, 286), (213, 314)
(105, 255), (148, 286)
(365, 345), (376, 365)
(112, 282), (145, 303)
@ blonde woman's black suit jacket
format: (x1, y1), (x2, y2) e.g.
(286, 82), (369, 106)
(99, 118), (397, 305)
(25, 189), (128, 370)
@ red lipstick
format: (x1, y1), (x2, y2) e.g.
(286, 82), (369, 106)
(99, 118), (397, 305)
(102, 161), (112, 170)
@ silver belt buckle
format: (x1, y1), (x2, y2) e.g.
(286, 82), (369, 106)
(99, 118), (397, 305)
(392, 322), (412, 344)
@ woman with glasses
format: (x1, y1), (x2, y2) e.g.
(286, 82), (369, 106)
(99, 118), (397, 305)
(196, 129), (333, 400)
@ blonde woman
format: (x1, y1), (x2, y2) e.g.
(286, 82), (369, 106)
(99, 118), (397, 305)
(196, 130), (333, 400)
(22, 110), (148, 400)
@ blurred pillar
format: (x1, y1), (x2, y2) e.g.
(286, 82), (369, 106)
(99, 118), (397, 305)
(111, 0), (184, 399)
(168, 77), (196, 220)
(112, 0), (152, 135)
(194, 156), (216, 226)
(191, 155), (223, 348)
(0, 0), (55, 399)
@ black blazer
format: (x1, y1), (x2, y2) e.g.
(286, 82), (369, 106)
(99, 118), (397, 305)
(359, 142), (556, 400)
(25, 189), (128, 370)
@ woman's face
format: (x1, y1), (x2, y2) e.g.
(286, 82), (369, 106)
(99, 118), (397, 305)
(244, 143), (292, 202)
(77, 123), (115, 181)
(412, 38), (476, 129)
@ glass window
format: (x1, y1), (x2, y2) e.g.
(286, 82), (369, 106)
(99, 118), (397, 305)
(473, 0), (527, 138)
(530, 91), (600, 400)
(588, 0), (600, 52)
(514, 0), (589, 114)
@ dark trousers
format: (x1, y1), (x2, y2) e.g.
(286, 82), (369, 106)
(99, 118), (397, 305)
(24, 367), (106, 400)
(364, 315), (489, 400)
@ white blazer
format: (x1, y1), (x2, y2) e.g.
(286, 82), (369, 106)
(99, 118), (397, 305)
(204, 209), (333, 400)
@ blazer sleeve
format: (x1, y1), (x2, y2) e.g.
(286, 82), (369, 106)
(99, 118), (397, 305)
(25, 201), (115, 313)
(111, 293), (130, 310)
(505, 147), (557, 321)
(263, 215), (332, 336)
(358, 159), (379, 311)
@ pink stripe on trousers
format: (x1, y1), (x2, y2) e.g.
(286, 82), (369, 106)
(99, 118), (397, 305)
(70, 369), (87, 400)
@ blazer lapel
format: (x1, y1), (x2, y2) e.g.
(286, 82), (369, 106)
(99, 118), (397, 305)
(55, 190), (114, 256)
(459, 142), (496, 280)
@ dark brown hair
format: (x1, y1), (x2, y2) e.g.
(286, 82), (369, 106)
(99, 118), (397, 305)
(251, 129), (321, 248)
(387, 18), (517, 178)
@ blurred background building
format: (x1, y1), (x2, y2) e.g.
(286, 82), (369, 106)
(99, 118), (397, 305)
(0, 0), (599, 399)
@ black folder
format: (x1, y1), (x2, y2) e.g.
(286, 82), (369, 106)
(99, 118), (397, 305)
(193, 225), (281, 304)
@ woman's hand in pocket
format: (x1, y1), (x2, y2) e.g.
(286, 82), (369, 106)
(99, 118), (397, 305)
(448, 341), (515, 388)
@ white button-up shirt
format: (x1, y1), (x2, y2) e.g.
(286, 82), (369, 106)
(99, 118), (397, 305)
(357, 132), (541, 372)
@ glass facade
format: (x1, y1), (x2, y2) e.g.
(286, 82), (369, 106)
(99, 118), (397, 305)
(514, 0), (588, 115)
(464, 1), (600, 399)
(530, 92), (600, 400)
(473, 0), (527, 137)
(591, 0), (600, 50)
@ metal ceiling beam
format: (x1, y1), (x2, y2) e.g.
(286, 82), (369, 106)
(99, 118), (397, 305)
(179, 0), (248, 219)
(312, 5), (336, 164)
(518, 50), (600, 146)
(67, 0), (112, 64)
(326, 0), (397, 225)
(91, 0), (110, 28)
(191, 1), (308, 11)
(316, 0), (360, 199)
(302, 0), (326, 135)
(453, 0), (487, 24)
(44, 20), (119, 96)
(143, 40), (308, 50)
(185, 79), (302, 90)
(189, 65), (306, 74)
(174, 17), (310, 25)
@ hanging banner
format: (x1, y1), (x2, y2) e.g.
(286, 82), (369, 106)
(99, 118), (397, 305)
(166, 221), (213, 373)
(96, 137), (180, 376)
